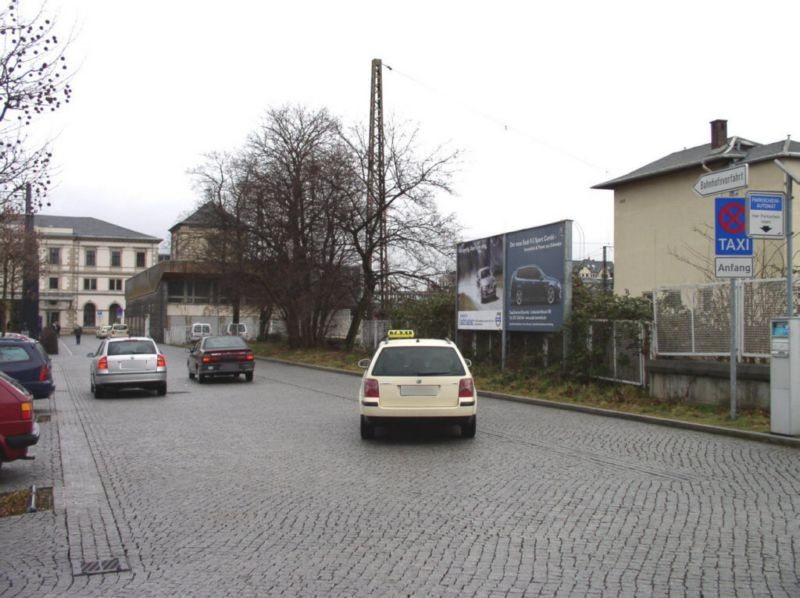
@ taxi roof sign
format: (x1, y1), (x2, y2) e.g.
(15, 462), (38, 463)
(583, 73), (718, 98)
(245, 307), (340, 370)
(387, 329), (415, 340)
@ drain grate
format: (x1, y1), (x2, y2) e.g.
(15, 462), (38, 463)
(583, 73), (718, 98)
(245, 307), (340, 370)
(37, 414), (51, 423)
(80, 558), (128, 575)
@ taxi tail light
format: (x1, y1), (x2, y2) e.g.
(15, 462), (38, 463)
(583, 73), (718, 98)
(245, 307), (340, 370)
(458, 378), (475, 398)
(21, 401), (32, 421)
(39, 364), (50, 381)
(364, 378), (380, 398)
(97, 356), (108, 371)
(157, 354), (166, 368)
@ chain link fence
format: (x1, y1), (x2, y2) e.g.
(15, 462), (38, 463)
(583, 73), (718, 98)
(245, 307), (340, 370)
(653, 278), (798, 359)
(588, 320), (647, 385)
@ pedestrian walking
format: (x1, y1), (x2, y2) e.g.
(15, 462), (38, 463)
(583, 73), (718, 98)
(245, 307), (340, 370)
(73, 325), (82, 345)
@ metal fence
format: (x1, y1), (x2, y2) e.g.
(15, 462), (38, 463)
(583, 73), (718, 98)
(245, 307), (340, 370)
(588, 320), (647, 386)
(653, 278), (798, 359)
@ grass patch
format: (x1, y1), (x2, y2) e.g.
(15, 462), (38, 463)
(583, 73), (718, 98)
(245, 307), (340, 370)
(0, 486), (53, 518)
(252, 341), (771, 433)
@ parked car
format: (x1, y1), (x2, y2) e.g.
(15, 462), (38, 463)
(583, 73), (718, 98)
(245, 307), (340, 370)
(189, 323), (212, 343)
(226, 322), (249, 339)
(476, 266), (497, 303)
(0, 371), (39, 469)
(509, 264), (562, 305)
(88, 337), (167, 398)
(96, 325), (112, 339)
(109, 323), (129, 338)
(187, 335), (255, 383)
(0, 338), (55, 399)
(357, 329), (477, 439)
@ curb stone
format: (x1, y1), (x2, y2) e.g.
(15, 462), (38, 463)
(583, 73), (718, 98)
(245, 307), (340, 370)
(258, 355), (800, 449)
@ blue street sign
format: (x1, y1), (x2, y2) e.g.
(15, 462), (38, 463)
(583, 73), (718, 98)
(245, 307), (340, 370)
(715, 197), (753, 256)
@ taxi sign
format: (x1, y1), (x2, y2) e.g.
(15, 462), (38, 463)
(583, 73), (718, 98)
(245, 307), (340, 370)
(387, 329), (415, 339)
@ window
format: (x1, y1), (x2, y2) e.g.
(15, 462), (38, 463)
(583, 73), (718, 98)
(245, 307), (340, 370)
(48, 247), (61, 265)
(83, 303), (96, 327)
(136, 251), (146, 268)
(0, 346), (32, 363)
(83, 278), (97, 291)
(109, 278), (123, 291)
(48, 277), (59, 290)
(85, 249), (96, 267)
(372, 347), (466, 377)
(111, 250), (122, 268)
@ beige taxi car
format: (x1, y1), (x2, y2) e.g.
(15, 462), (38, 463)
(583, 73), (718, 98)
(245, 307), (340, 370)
(358, 330), (477, 439)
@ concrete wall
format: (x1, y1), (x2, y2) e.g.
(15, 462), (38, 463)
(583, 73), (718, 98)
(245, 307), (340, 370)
(647, 359), (769, 410)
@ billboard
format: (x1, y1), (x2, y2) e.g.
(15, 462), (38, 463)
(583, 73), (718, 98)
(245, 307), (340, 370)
(456, 221), (572, 332)
(456, 235), (504, 330)
(505, 221), (571, 331)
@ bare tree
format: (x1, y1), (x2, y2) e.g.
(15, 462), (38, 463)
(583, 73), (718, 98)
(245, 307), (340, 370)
(192, 106), (361, 348)
(340, 121), (461, 349)
(0, 0), (72, 213)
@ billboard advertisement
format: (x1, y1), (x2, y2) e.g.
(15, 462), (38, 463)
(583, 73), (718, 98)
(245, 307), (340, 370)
(456, 235), (504, 330)
(505, 221), (571, 331)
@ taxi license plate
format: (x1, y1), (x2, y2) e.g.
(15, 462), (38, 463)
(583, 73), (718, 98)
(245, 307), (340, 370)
(400, 385), (438, 396)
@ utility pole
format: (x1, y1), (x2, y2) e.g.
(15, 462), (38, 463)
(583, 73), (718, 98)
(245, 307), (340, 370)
(367, 58), (387, 317)
(21, 183), (39, 337)
(602, 245), (610, 293)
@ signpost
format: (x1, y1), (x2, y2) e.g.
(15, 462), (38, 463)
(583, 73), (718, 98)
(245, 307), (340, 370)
(714, 195), (753, 421)
(747, 191), (785, 239)
(693, 164), (748, 197)
(714, 196), (753, 279)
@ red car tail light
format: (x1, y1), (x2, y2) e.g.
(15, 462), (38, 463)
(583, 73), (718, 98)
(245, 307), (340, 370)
(157, 354), (166, 368)
(363, 378), (380, 398)
(97, 356), (108, 371)
(458, 378), (475, 398)
(39, 364), (50, 381)
(20, 401), (32, 421)
(244, 351), (254, 361)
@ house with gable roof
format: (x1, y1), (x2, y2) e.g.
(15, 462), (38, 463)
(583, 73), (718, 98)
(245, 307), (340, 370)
(593, 120), (800, 296)
(35, 215), (161, 333)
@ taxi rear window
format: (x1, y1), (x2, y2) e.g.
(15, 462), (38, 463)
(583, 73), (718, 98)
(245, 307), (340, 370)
(372, 347), (465, 377)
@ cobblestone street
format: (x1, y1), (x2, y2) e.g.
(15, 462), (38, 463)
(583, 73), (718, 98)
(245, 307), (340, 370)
(1, 338), (799, 597)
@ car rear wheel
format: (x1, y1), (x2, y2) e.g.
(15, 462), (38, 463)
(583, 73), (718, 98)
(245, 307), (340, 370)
(461, 416), (476, 439)
(198, 371), (206, 384)
(360, 415), (375, 440)
(157, 383), (167, 396)
(94, 386), (106, 399)
(245, 372), (253, 382)
(546, 286), (556, 304)
(188, 367), (195, 380)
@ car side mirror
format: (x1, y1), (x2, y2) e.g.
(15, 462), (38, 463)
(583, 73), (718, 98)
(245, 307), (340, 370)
(464, 358), (472, 368)
(357, 358), (371, 369)
(86, 352), (95, 358)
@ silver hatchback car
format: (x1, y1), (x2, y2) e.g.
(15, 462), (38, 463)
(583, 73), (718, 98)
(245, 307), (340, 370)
(89, 337), (167, 398)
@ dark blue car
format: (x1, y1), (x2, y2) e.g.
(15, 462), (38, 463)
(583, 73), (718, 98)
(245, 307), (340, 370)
(0, 338), (55, 399)
(509, 265), (562, 306)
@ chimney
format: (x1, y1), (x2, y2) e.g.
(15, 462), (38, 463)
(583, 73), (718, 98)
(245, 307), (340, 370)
(710, 119), (728, 149)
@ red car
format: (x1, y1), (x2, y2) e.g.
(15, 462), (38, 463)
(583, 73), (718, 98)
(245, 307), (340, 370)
(0, 371), (39, 469)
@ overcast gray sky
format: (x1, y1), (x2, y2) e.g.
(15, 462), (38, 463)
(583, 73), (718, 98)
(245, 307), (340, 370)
(36, 0), (800, 261)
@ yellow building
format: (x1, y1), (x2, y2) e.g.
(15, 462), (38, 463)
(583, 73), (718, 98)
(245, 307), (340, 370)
(594, 120), (800, 296)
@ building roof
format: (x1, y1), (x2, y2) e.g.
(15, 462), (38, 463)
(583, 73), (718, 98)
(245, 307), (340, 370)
(168, 202), (219, 232)
(34, 215), (161, 242)
(593, 136), (800, 190)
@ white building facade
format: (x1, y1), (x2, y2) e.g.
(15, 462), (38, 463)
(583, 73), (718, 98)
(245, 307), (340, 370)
(36, 216), (161, 332)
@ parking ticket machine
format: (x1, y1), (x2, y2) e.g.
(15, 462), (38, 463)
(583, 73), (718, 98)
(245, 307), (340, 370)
(770, 318), (800, 436)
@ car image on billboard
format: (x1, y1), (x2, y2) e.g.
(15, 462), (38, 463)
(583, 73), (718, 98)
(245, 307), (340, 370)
(509, 264), (562, 306)
(456, 235), (504, 330)
(505, 221), (571, 331)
